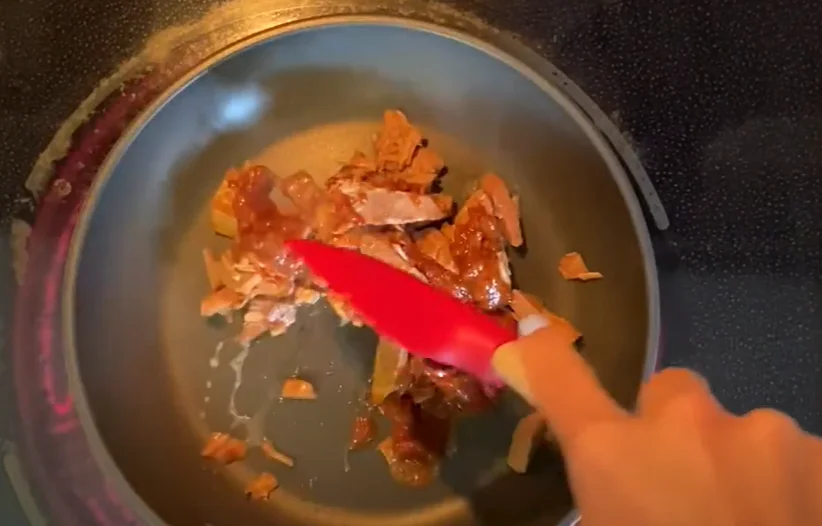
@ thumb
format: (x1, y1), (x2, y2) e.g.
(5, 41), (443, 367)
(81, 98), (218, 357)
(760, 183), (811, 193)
(493, 315), (628, 446)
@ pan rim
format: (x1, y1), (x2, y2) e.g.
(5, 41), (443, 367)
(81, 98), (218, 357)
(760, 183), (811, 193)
(62, 13), (661, 526)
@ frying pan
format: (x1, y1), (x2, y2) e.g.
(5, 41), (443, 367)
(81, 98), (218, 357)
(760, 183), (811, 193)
(63, 16), (659, 526)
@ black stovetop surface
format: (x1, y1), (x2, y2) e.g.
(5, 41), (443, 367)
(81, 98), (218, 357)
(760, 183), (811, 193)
(2, 0), (822, 522)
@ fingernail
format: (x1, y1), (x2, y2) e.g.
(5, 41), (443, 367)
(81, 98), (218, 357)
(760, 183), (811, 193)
(518, 314), (549, 337)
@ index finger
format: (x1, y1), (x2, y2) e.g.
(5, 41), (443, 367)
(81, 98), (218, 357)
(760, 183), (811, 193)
(493, 316), (629, 446)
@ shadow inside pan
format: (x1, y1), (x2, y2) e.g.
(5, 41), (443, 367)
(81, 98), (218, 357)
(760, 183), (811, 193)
(68, 18), (653, 526)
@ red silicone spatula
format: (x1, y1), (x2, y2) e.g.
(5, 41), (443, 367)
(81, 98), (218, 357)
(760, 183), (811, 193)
(285, 239), (518, 386)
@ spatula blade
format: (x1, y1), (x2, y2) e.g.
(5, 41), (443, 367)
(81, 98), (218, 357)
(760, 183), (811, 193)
(285, 239), (515, 382)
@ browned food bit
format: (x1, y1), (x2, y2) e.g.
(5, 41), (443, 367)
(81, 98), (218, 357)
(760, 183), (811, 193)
(233, 272), (263, 297)
(451, 189), (512, 310)
(327, 228), (364, 249)
(377, 437), (437, 488)
(313, 188), (363, 241)
(281, 378), (317, 400)
(269, 323), (288, 337)
(202, 249), (224, 290)
(326, 293), (364, 327)
(416, 228), (457, 273)
(407, 373), (437, 405)
(210, 170), (240, 238)
(374, 110), (422, 172)
(370, 339), (410, 405)
(294, 287), (321, 305)
(349, 415), (377, 450)
(378, 393), (452, 487)
(558, 252), (603, 281)
(358, 233), (425, 280)
(420, 364), (493, 415)
(245, 473), (278, 500)
(261, 440), (295, 468)
(249, 275), (294, 299)
(229, 165), (312, 276)
(202, 433), (247, 464)
(509, 290), (582, 345)
(239, 299), (298, 345)
(201, 287), (245, 317)
(400, 240), (472, 302)
(441, 223), (455, 242)
(246, 299), (298, 324)
(339, 185), (453, 226)
(479, 173), (523, 247)
(279, 170), (326, 220)
(403, 148), (445, 188)
(507, 412), (547, 474)
(455, 188), (494, 224)
(348, 150), (376, 171)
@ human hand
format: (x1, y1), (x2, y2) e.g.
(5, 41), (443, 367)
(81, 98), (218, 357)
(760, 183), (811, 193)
(493, 316), (822, 526)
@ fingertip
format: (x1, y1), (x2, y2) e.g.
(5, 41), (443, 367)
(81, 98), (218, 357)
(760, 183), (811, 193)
(638, 367), (718, 419)
(507, 326), (627, 446)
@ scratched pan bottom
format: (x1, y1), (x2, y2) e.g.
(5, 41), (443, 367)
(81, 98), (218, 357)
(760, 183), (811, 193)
(65, 16), (657, 526)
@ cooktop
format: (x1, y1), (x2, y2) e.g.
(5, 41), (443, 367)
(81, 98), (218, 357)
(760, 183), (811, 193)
(2, 0), (822, 523)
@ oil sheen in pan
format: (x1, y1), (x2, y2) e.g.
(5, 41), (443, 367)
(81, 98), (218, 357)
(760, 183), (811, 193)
(63, 15), (659, 526)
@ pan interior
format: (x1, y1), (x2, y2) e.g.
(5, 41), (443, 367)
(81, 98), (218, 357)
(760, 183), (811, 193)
(70, 19), (651, 526)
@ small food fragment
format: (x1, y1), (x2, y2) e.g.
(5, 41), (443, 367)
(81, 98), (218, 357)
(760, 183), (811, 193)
(403, 148), (445, 188)
(419, 363), (494, 415)
(313, 189), (363, 241)
(451, 189), (512, 310)
(416, 228), (457, 273)
(374, 110), (422, 172)
(239, 299), (298, 346)
(349, 415), (377, 450)
(279, 170), (326, 220)
(245, 472), (278, 500)
(210, 172), (239, 238)
(378, 393), (452, 487)
(398, 238), (472, 302)
(558, 252), (603, 281)
(377, 437), (437, 488)
(370, 339), (410, 405)
(202, 433), (247, 464)
(479, 173), (523, 247)
(231, 165), (312, 274)
(261, 440), (294, 468)
(281, 378), (317, 400)
(249, 275), (294, 299)
(201, 287), (244, 317)
(358, 233), (425, 280)
(326, 293), (364, 327)
(340, 186), (452, 226)
(509, 290), (582, 345)
(507, 412), (547, 473)
(347, 150), (376, 172)
(202, 249), (224, 290)
(294, 287), (321, 305)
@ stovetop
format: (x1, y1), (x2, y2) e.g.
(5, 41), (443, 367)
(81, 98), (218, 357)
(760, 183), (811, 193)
(2, 0), (822, 523)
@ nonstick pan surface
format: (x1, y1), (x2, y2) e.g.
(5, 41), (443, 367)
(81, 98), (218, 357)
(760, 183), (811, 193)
(64, 16), (659, 526)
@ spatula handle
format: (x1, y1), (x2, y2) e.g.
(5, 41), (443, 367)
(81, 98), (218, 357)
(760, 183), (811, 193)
(491, 343), (536, 404)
